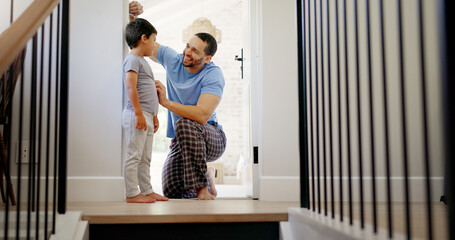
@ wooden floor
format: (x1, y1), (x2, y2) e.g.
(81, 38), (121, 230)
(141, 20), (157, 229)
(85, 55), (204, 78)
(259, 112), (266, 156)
(67, 199), (300, 224)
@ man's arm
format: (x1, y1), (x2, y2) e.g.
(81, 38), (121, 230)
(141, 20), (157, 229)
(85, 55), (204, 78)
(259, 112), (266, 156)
(149, 42), (160, 63)
(128, 1), (159, 63)
(155, 80), (220, 125)
(129, 1), (143, 21)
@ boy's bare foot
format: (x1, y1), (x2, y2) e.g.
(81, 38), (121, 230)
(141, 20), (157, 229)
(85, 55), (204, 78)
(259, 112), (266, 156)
(197, 187), (214, 200)
(207, 167), (217, 197)
(126, 193), (156, 203)
(146, 192), (169, 201)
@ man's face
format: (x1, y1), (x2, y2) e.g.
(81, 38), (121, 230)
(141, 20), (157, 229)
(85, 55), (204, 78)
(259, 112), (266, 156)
(182, 36), (209, 68)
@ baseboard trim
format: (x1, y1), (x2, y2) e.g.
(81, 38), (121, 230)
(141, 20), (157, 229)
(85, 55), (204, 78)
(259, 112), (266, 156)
(67, 176), (124, 201)
(288, 207), (408, 240)
(11, 176), (125, 202)
(257, 176), (444, 202)
(259, 176), (300, 201)
(309, 177), (444, 202)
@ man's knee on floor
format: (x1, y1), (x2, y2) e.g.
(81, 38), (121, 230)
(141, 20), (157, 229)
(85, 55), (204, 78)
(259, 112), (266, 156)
(163, 185), (182, 199)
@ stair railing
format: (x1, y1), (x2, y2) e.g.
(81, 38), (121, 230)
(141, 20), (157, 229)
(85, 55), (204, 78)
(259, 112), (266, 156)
(0, 0), (70, 239)
(297, 0), (453, 239)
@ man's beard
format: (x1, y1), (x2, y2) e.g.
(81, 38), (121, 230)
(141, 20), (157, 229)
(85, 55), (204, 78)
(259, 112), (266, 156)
(183, 57), (204, 68)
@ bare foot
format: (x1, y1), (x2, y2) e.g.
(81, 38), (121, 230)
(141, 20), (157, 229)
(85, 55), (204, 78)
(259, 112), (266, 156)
(126, 194), (156, 203)
(146, 192), (169, 201)
(207, 167), (217, 197)
(197, 187), (214, 200)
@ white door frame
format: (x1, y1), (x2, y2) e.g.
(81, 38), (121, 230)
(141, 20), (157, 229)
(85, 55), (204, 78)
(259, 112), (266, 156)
(242, 0), (262, 199)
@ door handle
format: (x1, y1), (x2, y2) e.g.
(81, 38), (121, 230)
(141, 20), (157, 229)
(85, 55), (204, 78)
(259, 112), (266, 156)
(235, 48), (244, 79)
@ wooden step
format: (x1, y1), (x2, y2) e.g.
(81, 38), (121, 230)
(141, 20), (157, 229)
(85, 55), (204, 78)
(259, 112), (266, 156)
(67, 199), (299, 224)
(68, 200), (299, 240)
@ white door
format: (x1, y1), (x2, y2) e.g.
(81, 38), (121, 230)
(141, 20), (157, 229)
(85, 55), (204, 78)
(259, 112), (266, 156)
(241, 0), (260, 198)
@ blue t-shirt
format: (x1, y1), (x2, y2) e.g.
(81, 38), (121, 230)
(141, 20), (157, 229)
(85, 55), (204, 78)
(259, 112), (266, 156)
(156, 45), (225, 138)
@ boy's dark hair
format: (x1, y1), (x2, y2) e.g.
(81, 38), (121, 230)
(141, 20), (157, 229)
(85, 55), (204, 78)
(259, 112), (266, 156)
(125, 18), (157, 49)
(195, 32), (217, 57)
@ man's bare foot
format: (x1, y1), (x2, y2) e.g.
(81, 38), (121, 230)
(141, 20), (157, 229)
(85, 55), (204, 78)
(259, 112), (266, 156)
(197, 187), (214, 200)
(207, 167), (217, 197)
(126, 193), (156, 203)
(146, 192), (169, 201)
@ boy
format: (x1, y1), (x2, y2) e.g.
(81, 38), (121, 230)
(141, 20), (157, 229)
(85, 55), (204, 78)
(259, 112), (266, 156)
(122, 18), (168, 203)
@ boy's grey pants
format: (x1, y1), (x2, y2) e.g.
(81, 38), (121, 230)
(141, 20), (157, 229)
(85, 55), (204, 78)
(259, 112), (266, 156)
(122, 108), (155, 197)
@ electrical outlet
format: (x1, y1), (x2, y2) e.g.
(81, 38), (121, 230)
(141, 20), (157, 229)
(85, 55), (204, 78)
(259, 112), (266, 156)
(16, 141), (36, 164)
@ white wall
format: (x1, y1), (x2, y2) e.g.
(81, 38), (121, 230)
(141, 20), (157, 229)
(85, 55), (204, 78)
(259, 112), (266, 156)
(258, 0), (300, 201)
(65, 0), (127, 201)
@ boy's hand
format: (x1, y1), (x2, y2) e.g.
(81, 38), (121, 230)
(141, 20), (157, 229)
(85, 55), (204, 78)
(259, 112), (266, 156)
(136, 113), (147, 131)
(153, 115), (159, 133)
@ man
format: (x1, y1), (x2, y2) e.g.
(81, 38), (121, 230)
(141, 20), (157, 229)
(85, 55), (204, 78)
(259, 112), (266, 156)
(152, 33), (226, 200)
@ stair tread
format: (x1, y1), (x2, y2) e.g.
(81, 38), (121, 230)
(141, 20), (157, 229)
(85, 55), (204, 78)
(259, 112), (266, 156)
(67, 199), (299, 224)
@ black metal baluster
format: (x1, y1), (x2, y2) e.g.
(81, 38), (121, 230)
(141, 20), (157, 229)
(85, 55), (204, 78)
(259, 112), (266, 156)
(335, 0), (343, 222)
(379, 0), (393, 237)
(308, 0), (315, 212)
(326, 0), (335, 219)
(365, 0), (377, 233)
(36, 23), (46, 240)
(442, 2), (454, 239)
(4, 0), (15, 229)
(3, 3), (16, 232)
(16, 48), (25, 239)
(396, 1), (411, 239)
(31, 31), (38, 212)
(314, 0), (321, 214)
(5, 8), (15, 240)
(27, 34), (38, 240)
(353, 0), (364, 229)
(320, 0), (328, 216)
(3, 78), (9, 239)
(53, 4), (61, 234)
(10, 0), (13, 23)
(45, 12), (54, 240)
(298, 0), (310, 209)
(342, 0), (353, 225)
(58, 0), (70, 214)
(417, 0), (433, 239)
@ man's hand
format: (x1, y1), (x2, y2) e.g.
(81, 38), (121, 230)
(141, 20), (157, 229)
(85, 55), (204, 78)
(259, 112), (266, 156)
(153, 115), (159, 133)
(155, 80), (170, 107)
(129, 1), (143, 21)
(136, 113), (147, 131)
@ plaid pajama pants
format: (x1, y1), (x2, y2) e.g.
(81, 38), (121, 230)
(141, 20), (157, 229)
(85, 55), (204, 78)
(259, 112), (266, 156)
(162, 118), (226, 198)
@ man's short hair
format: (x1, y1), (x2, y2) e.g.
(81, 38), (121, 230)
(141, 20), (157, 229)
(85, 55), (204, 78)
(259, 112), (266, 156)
(125, 18), (157, 49)
(195, 32), (217, 57)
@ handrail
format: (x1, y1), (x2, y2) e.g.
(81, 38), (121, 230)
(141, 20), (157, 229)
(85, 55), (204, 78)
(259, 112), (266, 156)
(0, 0), (60, 75)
